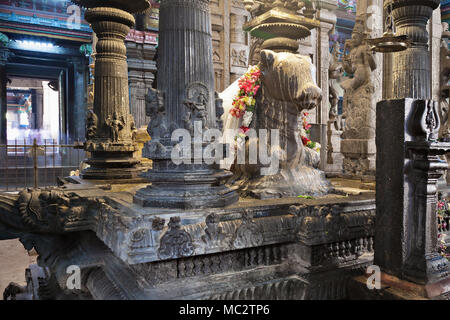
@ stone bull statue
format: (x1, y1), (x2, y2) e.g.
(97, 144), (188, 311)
(221, 49), (333, 199)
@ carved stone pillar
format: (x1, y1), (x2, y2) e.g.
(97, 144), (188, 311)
(126, 35), (157, 129)
(0, 46), (10, 146)
(316, 4), (337, 171)
(134, 0), (238, 209)
(361, 0), (450, 299)
(73, 2), (148, 180)
(35, 89), (44, 130)
(384, 0), (437, 100)
(430, 7), (442, 103)
(375, 99), (450, 292)
(340, 0), (383, 177)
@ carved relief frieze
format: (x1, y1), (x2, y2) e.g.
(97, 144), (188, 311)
(158, 217), (195, 260)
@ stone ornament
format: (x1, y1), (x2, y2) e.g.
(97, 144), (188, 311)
(105, 112), (125, 143)
(340, 16), (378, 177)
(183, 82), (210, 132)
(86, 110), (98, 141)
(439, 23), (450, 142)
(202, 213), (226, 247)
(215, 92), (224, 131)
(158, 217), (195, 260)
(130, 228), (152, 249)
(328, 41), (344, 127)
(232, 210), (263, 249)
(231, 49), (248, 67)
(410, 100), (441, 142)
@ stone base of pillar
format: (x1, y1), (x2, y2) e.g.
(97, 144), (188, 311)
(348, 272), (450, 300)
(341, 139), (376, 177)
(81, 145), (142, 180)
(81, 167), (142, 180)
(133, 163), (238, 209)
(134, 146), (238, 209)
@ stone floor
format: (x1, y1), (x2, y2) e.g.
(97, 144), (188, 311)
(328, 177), (375, 195)
(0, 239), (37, 296)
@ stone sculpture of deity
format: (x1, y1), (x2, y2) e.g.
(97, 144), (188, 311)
(106, 112), (125, 143)
(340, 17), (377, 176)
(341, 21), (376, 94)
(329, 41), (344, 130)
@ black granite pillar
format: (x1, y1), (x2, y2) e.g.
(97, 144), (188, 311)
(72, 57), (88, 142)
(80, 6), (141, 179)
(376, 99), (450, 285)
(374, 0), (450, 294)
(134, 0), (238, 209)
(384, 0), (436, 100)
(157, 0), (216, 128)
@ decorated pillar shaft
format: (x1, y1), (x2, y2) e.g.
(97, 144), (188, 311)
(87, 7), (134, 142)
(81, 5), (141, 180)
(134, 0), (238, 209)
(0, 50), (8, 145)
(157, 0), (216, 128)
(0, 34), (10, 146)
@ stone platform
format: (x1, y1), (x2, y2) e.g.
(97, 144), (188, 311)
(0, 177), (376, 300)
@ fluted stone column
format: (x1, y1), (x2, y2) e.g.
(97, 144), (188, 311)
(0, 47), (10, 146)
(134, 0), (238, 209)
(157, 0), (216, 128)
(384, 0), (436, 100)
(341, 0), (383, 177)
(80, 6), (142, 179)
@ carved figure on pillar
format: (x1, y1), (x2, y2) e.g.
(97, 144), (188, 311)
(327, 41), (344, 168)
(329, 41), (343, 128)
(341, 17), (377, 177)
(134, 0), (238, 209)
(86, 110), (98, 141)
(72, 0), (150, 180)
(183, 82), (210, 132)
(341, 23), (377, 93)
(106, 112), (125, 143)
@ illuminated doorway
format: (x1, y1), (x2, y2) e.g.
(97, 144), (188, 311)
(6, 77), (60, 145)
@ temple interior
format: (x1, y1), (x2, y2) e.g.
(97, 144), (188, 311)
(0, 0), (450, 302)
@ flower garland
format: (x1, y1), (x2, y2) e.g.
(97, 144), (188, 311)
(229, 68), (321, 154)
(438, 198), (450, 260)
(229, 66), (261, 145)
(300, 112), (321, 153)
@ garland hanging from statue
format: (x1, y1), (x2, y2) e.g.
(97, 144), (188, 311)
(229, 65), (261, 145)
(300, 112), (321, 153)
